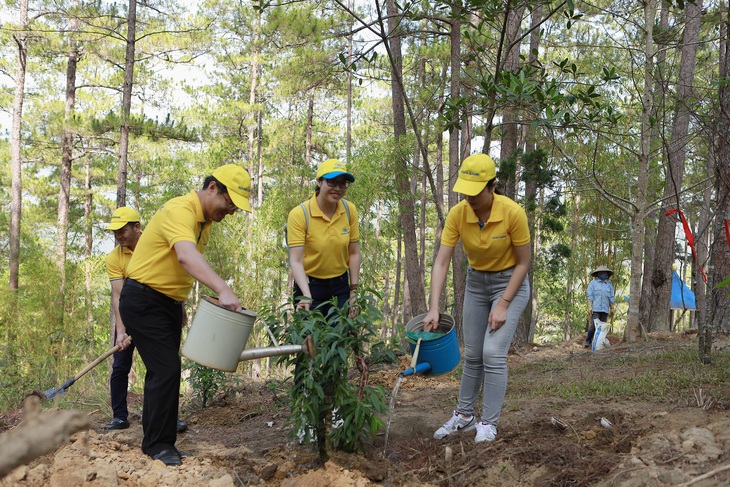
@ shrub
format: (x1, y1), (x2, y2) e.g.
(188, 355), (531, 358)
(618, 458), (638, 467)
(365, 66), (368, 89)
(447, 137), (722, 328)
(261, 291), (388, 459)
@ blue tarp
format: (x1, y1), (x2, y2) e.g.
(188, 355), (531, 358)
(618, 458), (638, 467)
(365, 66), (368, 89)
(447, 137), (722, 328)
(670, 271), (696, 310)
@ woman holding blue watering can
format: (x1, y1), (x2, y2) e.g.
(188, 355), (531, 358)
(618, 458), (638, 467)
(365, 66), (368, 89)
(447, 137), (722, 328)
(423, 153), (531, 443)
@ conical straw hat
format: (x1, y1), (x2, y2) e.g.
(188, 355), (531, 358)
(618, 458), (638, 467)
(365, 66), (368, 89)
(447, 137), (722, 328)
(591, 265), (613, 277)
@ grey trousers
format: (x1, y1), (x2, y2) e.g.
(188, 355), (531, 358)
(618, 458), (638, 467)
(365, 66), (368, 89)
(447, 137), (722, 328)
(456, 266), (530, 425)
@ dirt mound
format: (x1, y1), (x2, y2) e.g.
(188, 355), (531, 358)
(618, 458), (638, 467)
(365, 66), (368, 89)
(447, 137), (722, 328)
(2, 335), (729, 486)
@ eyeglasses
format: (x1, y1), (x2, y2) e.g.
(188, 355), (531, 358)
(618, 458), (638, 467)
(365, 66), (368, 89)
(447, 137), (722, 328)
(323, 178), (351, 189)
(221, 191), (240, 212)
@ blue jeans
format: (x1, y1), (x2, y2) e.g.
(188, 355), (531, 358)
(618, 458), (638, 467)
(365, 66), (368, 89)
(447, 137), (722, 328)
(457, 267), (530, 425)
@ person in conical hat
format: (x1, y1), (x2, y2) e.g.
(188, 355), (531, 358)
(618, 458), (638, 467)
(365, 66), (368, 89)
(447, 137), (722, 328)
(586, 265), (615, 347)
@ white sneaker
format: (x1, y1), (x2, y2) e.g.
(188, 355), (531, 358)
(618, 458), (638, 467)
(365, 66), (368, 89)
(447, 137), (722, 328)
(475, 421), (497, 443)
(296, 426), (316, 444)
(434, 411), (476, 439)
(332, 408), (344, 429)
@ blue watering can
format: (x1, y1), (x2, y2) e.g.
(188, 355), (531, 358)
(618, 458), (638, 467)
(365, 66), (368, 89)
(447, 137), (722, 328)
(401, 313), (460, 377)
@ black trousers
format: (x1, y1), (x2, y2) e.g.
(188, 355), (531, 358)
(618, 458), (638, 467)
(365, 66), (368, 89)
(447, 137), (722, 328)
(119, 279), (183, 456)
(586, 311), (609, 344)
(110, 334), (135, 421)
(293, 272), (350, 317)
(292, 272), (350, 395)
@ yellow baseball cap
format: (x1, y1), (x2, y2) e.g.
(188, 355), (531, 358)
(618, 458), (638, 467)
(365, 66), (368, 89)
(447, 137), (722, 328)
(316, 158), (355, 182)
(212, 164), (252, 213)
(452, 153), (497, 196)
(106, 207), (141, 231)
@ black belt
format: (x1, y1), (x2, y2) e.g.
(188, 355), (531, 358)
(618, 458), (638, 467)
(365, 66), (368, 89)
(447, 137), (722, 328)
(125, 278), (184, 305)
(468, 266), (515, 274)
(307, 272), (348, 284)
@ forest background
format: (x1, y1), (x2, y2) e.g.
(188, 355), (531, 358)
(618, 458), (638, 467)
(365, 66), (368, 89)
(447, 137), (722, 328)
(1, 0), (730, 413)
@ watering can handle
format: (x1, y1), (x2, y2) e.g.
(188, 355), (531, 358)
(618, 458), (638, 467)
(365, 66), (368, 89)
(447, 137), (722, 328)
(410, 338), (422, 368)
(262, 321), (280, 348)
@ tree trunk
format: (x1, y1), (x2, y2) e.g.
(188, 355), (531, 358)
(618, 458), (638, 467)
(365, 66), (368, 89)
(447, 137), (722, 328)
(248, 12), (262, 206)
(638, 226), (656, 330)
(58, 8), (80, 311)
(638, 1), (670, 331)
(700, 7), (727, 362)
(697, 128), (715, 362)
(625, 0), (658, 342)
(346, 0), (354, 161)
(386, 0), (426, 316)
(417, 55), (426, 272)
(9, 0), (29, 292)
(647, 0), (703, 333)
(117, 0), (137, 207)
(85, 160), (94, 352)
(568, 194), (582, 340)
(497, 5), (524, 200)
(500, 4), (529, 345)
(305, 92), (314, 166)
(392, 231), (403, 336)
(525, 5), (542, 344)
(256, 110), (263, 207)
(708, 5), (730, 351)
(446, 3), (467, 335)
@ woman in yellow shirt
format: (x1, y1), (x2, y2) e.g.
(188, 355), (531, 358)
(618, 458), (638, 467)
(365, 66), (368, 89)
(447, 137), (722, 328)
(424, 153), (531, 444)
(286, 158), (360, 317)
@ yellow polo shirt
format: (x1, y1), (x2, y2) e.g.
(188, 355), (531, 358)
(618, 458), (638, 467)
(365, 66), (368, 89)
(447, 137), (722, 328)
(106, 245), (133, 281)
(442, 195), (530, 271)
(287, 196), (359, 279)
(127, 191), (213, 301)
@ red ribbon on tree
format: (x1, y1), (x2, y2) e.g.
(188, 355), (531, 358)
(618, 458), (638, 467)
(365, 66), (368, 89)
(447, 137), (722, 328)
(665, 209), (707, 283)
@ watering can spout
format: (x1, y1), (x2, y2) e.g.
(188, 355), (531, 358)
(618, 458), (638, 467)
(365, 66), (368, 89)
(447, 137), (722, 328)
(400, 362), (432, 377)
(238, 335), (316, 362)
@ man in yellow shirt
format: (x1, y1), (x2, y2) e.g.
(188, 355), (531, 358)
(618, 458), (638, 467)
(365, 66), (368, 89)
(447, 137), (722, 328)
(103, 207), (188, 434)
(103, 206), (141, 431)
(119, 165), (251, 466)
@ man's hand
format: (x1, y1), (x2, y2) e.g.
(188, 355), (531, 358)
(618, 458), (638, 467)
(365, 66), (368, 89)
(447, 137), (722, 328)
(218, 288), (242, 312)
(116, 331), (133, 350)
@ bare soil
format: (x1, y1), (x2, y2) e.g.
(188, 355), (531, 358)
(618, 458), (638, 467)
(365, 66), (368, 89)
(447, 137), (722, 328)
(2, 334), (729, 487)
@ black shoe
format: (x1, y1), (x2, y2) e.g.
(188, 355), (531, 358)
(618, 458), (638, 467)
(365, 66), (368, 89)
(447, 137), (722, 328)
(103, 418), (130, 430)
(151, 449), (182, 466)
(176, 419), (188, 433)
